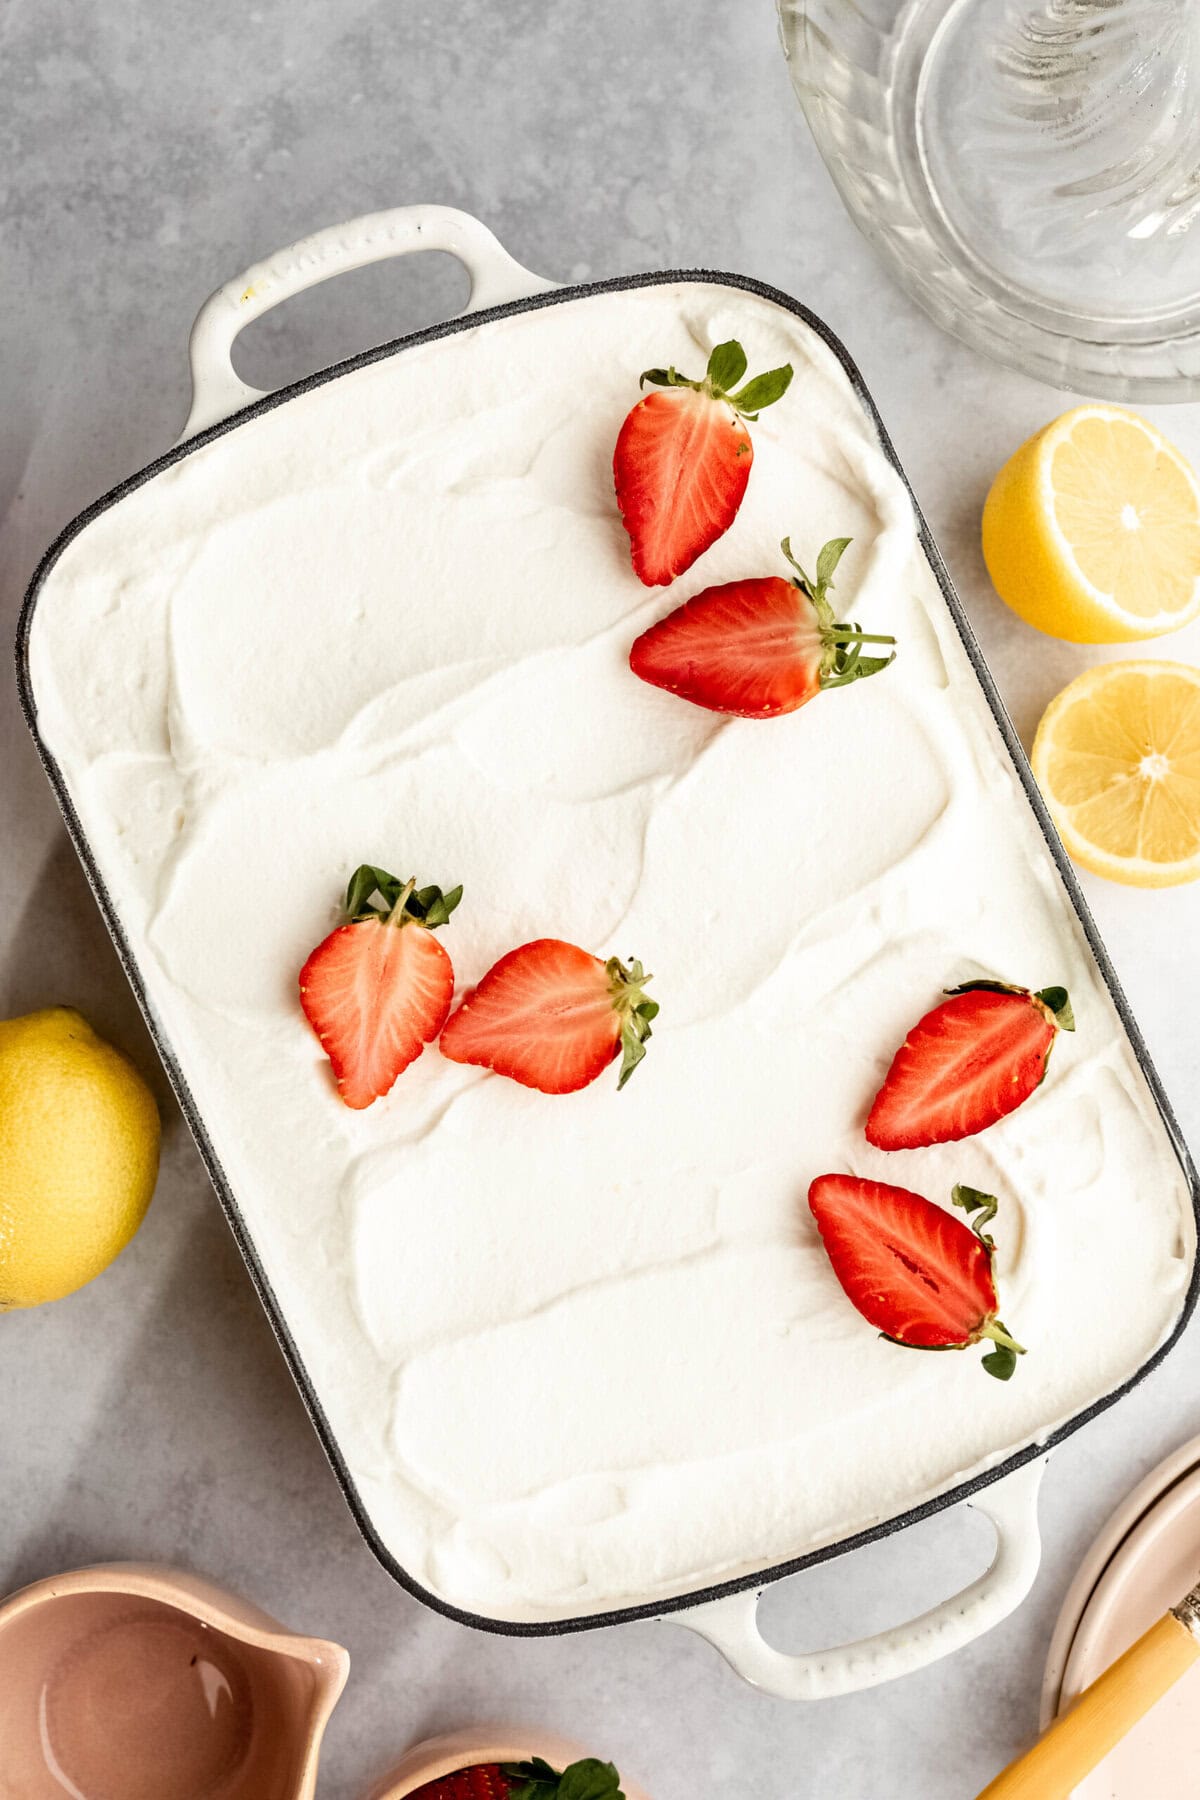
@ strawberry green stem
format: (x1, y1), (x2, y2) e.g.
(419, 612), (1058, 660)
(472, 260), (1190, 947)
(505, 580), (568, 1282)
(827, 629), (896, 645)
(386, 876), (417, 926)
(981, 1320), (1026, 1357)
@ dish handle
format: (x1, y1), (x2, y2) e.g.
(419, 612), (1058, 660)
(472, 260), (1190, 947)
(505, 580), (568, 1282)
(667, 1456), (1046, 1698)
(181, 204), (558, 439)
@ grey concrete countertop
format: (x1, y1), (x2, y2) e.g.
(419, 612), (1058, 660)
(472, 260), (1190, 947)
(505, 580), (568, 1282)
(4, 4), (1200, 1796)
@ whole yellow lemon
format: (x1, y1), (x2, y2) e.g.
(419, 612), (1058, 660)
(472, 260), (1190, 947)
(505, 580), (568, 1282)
(0, 1007), (160, 1309)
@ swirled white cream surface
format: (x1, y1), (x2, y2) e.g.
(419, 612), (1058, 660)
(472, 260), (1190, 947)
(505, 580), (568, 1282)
(28, 282), (1195, 1622)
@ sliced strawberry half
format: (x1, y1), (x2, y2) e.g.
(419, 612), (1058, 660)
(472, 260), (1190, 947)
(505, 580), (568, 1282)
(411, 1759), (624, 1800)
(439, 938), (657, 1094)
(613, 338), (793, 586)
(629, 535), (895, 717)
(299, 863), (462, 1110)
(866, 981), (1075, 1150)
(808, 1173), (1025, 1380)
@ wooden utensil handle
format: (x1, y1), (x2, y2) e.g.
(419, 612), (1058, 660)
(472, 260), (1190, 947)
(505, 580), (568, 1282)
(976, 1611), (1200, 1800)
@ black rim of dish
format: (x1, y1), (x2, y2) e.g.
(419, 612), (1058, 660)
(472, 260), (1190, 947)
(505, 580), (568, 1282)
(15, 267), (1200, 1637)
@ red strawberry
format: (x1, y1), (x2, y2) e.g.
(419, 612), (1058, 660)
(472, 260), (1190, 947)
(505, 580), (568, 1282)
(410, 1769), (511, 1800)
(299, 863), (462, 1110)
(808, 1174), (1025, 1380)
(866, 981), (1075, 1150)
(613, 339), (793, 586)
(439, 938), (657, 1094)
(629, 535), (895, 717)
(412, 1760), (624, 1800)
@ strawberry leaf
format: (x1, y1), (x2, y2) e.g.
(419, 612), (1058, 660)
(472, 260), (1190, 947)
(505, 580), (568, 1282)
(502, 1760), (560, 1794)
(982, 1342), (1019, 1381)
(951, 1183), (1000, 1239)
(783, 534), (854, 608)
(780, 537), (815, 595)
(850, 653), (894, 678)
(340, 864), (462, 930)
(729, 363), (793, 415)
(781, 533), (896, 694)
(816, 535), (853, 591)
(556, 1765), (624, 1800)
(501, 1759), (625, 1800)
(344, 864), (404, 918)
(638, 348), (792, 416)
(417, 884), (464, 929)
(1035, 985), (1075, 1031)
(706, 338), (748, 394)
(821, 640), (896, 689)
(606, 954), (657, 1091)
(618, 1013), (653, 1089)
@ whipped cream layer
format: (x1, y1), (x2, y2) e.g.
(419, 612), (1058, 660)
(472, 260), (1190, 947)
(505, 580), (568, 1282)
(28, 281), (1195, 1622)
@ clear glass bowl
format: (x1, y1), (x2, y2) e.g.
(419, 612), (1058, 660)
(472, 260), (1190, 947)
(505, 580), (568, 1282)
(778, 0), (1200, 399)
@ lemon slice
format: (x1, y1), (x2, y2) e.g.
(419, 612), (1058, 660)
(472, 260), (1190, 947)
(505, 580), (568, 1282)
(1032, 661), (1200, 886)
(983, 406), (1200, 643)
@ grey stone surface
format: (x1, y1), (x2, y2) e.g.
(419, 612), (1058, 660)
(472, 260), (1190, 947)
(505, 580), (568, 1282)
(3, 3), (1200, 1796)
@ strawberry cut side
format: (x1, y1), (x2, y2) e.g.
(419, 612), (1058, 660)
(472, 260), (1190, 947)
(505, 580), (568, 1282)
(299, 864), (462, 1110)
(615, 385), (752, 587)
(439, 938), (657, 1094)
(629, 536), (894, 718)
(613, 338), (793, 586)
(866, 981), (1075, 1150)
(632, 575), (820, 716)
(808, 1174), (1025, 1380)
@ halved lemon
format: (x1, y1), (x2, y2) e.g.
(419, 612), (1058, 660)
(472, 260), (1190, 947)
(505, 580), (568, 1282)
(983, 406), (1200, 643)
(1032, 661), (1200, 886)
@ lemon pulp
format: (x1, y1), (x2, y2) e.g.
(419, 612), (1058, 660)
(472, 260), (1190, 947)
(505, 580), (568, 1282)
(1032, 661), (1200, 887)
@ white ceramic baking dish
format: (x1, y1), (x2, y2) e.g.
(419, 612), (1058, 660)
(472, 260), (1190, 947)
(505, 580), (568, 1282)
(17, 206), (1199, 1698)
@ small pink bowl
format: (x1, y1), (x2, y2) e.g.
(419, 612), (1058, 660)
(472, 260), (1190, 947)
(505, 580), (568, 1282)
(1039, 1435), (1200, 1800)
(0, 1562), (349, 1800)
(367, 1727), (653, 1799)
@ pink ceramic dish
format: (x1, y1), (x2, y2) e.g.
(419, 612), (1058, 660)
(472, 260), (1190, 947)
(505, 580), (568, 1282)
(0, 1562), (349, 1800)
(368, 1727), (651, 1799)
(1041, 1434), (1200, 1799)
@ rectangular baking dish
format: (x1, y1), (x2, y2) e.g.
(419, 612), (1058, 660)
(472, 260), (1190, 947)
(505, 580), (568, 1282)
(17, 206), (1200, 1698)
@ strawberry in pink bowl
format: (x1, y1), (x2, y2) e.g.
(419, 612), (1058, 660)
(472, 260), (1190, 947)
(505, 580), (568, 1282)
(367, 1729), (647, 1800)
(409, 1758), (622, 1799)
